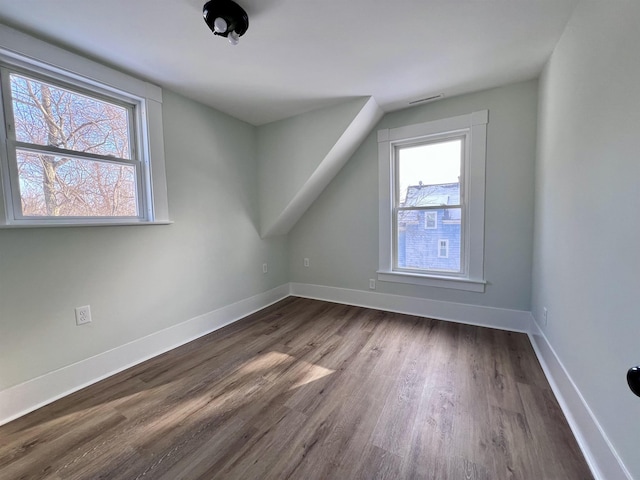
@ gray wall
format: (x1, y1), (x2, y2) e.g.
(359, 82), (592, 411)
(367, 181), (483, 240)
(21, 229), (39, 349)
(258, 97), (369, 235)
(532, 1), (640, 477)
(0, 90), (288, 390)
(2, 7), (637, 473)
(289, 80), (538, 311)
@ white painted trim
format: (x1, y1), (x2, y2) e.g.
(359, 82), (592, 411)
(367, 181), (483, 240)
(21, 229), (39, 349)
(0, 284), (290, 426)
(0, 23), (169, 226)
(0, 220), (173, 229)
(290, 282), (530, 333)
(377, 271), (486, 292)
(528, 317), (632, 480)
(378, 110), (488, 290)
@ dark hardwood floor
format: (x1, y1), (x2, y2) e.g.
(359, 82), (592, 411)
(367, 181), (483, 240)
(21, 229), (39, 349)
(0, 297), (592, 479)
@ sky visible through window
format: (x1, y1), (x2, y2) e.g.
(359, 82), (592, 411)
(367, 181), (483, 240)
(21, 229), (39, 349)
(398, 139), (461, 204)
(8, 73), (137, 217)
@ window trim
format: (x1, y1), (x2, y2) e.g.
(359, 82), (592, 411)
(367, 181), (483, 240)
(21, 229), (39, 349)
(438, 239), (449, 258)
(0, 24), (170, 227)
(377, 110), (488, 292)
(424, 211), (438, 229)
(1, 67), (146, 221)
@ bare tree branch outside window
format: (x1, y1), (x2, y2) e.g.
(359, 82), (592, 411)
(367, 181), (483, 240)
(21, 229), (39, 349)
(10, 73), (138, 217)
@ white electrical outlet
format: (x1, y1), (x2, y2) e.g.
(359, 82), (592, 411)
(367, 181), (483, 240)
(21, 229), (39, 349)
(75, 305), (92, 325)
(304, 258), (310, 267)
(369, 279), (376, 290)
(262, 263), (268, 274)
(542, 307), (548, 326)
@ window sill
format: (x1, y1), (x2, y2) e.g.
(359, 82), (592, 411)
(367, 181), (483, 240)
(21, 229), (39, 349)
(377, 270), (486, 292)
(0, 220), (173, 229)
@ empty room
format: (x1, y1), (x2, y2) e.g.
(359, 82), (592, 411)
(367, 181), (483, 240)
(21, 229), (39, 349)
(0, 1), (638, 479)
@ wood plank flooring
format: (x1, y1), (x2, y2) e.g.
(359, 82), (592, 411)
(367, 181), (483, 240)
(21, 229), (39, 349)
(0, 297), (593, 479)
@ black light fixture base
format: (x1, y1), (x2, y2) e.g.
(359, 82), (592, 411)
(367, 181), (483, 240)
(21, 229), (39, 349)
(628, 366), (640, 397)
(203, 0), (249, 41)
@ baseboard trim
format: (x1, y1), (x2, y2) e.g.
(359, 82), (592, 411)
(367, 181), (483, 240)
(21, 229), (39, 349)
(0, 283), (290, 426)
(290, 282), (532, 333)
(528, 318), (632, 480)
(2, 281), (630, 480)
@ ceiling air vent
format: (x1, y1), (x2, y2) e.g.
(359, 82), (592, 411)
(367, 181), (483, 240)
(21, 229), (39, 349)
(409, 93), (444, 105)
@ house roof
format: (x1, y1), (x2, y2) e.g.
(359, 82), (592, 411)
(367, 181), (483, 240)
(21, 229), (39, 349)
(400, 183), (462, 223)
(402, 183), (460, 208)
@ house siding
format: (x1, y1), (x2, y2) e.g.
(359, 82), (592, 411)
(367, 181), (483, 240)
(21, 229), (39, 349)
(398, 183), (461, 272)
(398, 208), (461, 272)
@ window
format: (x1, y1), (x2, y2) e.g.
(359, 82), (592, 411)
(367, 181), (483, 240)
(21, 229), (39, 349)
(0, 25), (169, 227)
(425, 211), (437, 229)
(396, 138), (462, 273)
(438, 239), (449, 258)
(377, 111), (488, 292)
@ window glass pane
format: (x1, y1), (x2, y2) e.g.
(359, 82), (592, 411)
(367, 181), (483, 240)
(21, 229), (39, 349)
(17, 150), (138, 217)
(397, 139), (461, 206)
(438, 240), (448, 258)
(397, 208), (461, 273)
(425, 211), (437, 229)
(10, 73), (131, 159)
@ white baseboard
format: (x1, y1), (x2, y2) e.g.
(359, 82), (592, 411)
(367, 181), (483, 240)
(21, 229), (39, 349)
(528, 318), (632, 480)
(290, 282), (532, 332)
(2, 281), (630, 480)
(0, 284), (290, 426)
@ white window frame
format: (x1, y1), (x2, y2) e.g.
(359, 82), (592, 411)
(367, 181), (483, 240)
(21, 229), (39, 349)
(438, 239), (449, 258)
(424, 211), (437, 229)
(377, 111), (488, 292)
(0, 24), (170, 227)
(393, 133), (464, 275)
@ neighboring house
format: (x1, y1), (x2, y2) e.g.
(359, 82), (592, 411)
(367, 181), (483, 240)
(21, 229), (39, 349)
(398, 182), (461, 272)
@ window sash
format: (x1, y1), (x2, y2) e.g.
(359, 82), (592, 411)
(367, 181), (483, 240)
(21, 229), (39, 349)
(2, 65), (138, 154)
(391, 134), (467, 277)
(9, 146), (143, 220)
(397, 205), (462, 212)
(0, 63), (147, 222)
(10, 141), (138, 166)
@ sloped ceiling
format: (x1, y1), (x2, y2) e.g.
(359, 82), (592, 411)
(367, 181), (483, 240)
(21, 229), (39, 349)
(258, 97), (383, 237)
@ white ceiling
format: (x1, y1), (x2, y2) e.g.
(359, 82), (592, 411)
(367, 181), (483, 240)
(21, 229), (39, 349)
(0, 0), (577, 125)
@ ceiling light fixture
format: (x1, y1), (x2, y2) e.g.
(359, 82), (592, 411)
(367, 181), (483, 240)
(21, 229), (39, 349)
(203, 0), (249, 46)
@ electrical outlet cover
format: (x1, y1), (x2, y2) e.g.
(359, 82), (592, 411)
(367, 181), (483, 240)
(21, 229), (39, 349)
(75, 305), (92, 325)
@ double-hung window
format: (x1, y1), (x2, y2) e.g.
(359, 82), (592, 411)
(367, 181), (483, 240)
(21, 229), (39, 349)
(0, 25), (169, 227)
(377, 111), (488, 292)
